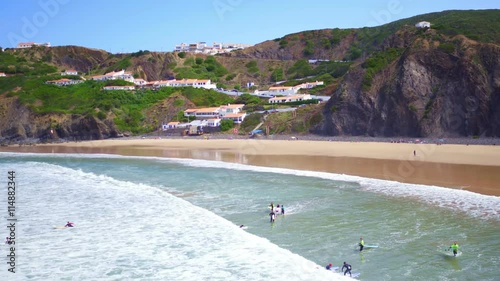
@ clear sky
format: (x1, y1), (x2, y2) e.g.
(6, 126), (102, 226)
(1, 0), (498, 53)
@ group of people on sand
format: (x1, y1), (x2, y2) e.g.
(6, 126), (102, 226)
(269, 202), (285, 223)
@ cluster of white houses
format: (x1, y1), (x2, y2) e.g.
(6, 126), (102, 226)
(174, 42), (252, 54)
(163, 104), (247, 130)
(16, 42), (51, 48)
(45, 69), (218, 90)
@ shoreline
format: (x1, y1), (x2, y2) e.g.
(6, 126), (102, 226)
(2, 138), (500, 196)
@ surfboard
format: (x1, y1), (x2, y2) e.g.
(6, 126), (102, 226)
(53, 226), (67, 229)
(352, 272), (361, 278)
(364, 245), (379, 248)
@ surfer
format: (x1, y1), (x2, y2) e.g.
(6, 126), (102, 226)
(359, 237), (364, 251)
(65, 221), (75, 228)
(449, 241), (459, 256)
(269, 211), (275, 223)
(342, 261), (352, 277)
(325, 263), (333, 270)
(281, 205), (285, 215)
(269, 202), (274, 210)
(5, 237), (12, 245)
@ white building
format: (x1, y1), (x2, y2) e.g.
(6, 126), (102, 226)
(0, 72), (6, 77)
(17, 42), (51, 48)
(207, 118), (222, 127)
(184, 107), (221, 119)
(61, 69), (78, 76)
(415, 21), (431, 28)
(268, 94), (312, 104)
(134, 78), (147, 86)
(91, 69), (134, 83)
(221, 113), (246, 124)
(174, 41), (252, 54)
(102, 85), (135, 91)
(152, 79), (216, 90)
(219, 104), (245, 116)
(46, 78), (83, 86)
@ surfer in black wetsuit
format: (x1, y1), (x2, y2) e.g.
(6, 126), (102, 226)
(65, 221), (75, 227)
(281, 205), (285, 215)
(342, 262), (352, 276)
(269, 211), (275, 223)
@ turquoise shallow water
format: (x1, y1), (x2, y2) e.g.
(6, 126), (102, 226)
(1, 152), (499, 281)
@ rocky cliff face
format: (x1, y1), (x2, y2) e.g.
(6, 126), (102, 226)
(0, 96), (120, 142)
(313, 33), (500, 137)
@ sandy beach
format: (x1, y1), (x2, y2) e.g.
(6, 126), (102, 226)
(3, 138), (500, 196)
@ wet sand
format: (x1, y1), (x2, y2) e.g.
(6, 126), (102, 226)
(2, 138), (500, 196)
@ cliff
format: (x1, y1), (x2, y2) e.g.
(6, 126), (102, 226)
(312, 28), (500, 137)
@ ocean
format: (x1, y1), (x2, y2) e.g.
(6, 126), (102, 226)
(1, 152), (499, 281)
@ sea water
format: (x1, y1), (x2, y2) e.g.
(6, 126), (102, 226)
(1, 152), (499, 281)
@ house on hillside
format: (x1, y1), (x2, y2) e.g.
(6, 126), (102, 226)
(162, 122), (180, 130)
(268, 94), (312, 104)
(134, 78), (147, 86)
(91, 69), (134, 83)
(184, 107), (221, 119)
(152, 79), (216, 90)
(222, 113), (246, 124)
(46, 78), (83, 86)
(207, 118), (221, 127)
(0, 72), (6, 77)
(415, 21), (431, 28)
(61, 69), (78, 76)
(219, 104), (245, 116)
(102, 85), (135, 91)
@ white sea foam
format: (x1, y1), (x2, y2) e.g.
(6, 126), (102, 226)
(2, 152), (499, 221)
(165, 158), (500, 221)
(0, 160), (354, 281)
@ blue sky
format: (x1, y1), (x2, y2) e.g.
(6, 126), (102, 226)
(1, 0), (498, 53)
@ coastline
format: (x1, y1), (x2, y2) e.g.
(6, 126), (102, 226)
(2, 138), (500, 196)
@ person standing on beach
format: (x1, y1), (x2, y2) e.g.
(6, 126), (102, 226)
(359, 237), (364, 251)
(342, 262), (352, 276)
(449, 241), (459, 256)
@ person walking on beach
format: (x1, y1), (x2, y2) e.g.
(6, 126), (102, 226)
(342, 262), (352, 276)
(359, 237), (365, 251)
(449, 241), (459, 256)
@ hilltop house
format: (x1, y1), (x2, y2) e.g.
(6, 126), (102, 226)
(415, 21), (431, 28)
(16, 42), (51, 48)
(174, 42), (252, 54)
(46, 78), (83, 86)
